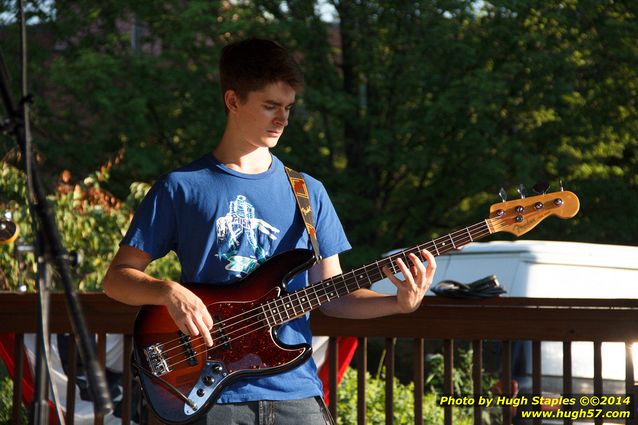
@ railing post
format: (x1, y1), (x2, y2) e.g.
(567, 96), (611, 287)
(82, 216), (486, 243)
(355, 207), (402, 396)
(593, 341), (603, 425)
(122, 334), (133, 425)
(12, 333), (24, 425)
(413, 338), (424, 425)
(563, 341), (573, 425)
(444, 339), (454, 425)
(357, 337), (367, 425)
(328, 336), (338, 420)
(66, 335), (77, 425)
(385, 337), (395, 425)
(501, 340), (512, 425)
(625, 342), (636, 425)
(95, 333), (106, 425)
(472, 340), (482, 425)
(532, 341), (541, 425)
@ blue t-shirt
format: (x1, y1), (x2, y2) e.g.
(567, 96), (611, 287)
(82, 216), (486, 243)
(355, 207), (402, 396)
(121, 153), (351, 402)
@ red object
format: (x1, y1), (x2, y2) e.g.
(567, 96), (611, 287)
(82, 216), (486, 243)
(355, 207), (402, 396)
(316, 336), (358, 405)
(0, 333), (59, 424)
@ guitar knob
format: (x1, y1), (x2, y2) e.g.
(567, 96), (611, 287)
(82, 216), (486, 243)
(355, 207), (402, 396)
(212, 363), (223, 373)
(196, 388), (205, 397)
(203, 376), (215, 386)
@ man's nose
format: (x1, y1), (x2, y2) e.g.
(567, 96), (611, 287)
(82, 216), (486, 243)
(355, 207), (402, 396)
(274, 109), (289, 127)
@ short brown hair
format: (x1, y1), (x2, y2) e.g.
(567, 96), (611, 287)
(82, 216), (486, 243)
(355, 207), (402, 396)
(219, 38), (304, 107)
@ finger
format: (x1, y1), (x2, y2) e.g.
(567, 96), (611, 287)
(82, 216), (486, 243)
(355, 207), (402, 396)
(382, 265), (403, 288)
(421, 249), (437, 275)
(202, 307), (214, 330)
(176, 321), (191, 337)
(194, 316), (214, 347)
(394, 258), (414, 285)
(408, 253), (425, 280)
(184, 319), (200, 338)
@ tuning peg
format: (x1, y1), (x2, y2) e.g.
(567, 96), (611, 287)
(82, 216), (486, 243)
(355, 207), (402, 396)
(517, 184), (526, 199)
(498, 187), (507, 202)
(559, 179), (564, 191)
(532, 181), (550, 195)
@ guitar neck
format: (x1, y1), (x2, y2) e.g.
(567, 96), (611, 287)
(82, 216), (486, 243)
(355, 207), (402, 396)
(263, 219), (494, 325)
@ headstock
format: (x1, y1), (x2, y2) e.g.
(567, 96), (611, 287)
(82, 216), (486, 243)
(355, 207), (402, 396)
(487, 191), (580, 236)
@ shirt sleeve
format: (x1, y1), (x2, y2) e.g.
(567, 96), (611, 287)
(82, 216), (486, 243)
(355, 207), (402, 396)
(310, 180), (352, 259)
(120, 177), (177, 260)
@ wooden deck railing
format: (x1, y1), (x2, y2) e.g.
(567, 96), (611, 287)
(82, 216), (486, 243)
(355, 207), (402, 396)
(1, 293), (638, 425)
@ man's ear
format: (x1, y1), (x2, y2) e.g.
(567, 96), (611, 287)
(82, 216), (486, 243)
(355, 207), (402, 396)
(224, 90), (240, 112)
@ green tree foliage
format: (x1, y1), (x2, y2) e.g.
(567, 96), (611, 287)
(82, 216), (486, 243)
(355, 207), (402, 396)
(0, 0), (636, 275)
(0, 161), (180, 290)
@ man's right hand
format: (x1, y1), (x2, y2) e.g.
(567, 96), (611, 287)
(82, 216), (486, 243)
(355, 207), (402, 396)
(103, 245), (215, 347)
(164, 281), (215, 347)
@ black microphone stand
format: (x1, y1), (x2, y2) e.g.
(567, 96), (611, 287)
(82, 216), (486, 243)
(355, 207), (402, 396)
(0, 2), (113, 423)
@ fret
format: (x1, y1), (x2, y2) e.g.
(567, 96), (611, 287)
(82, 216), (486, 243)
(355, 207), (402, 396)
(290, 291), (306, 316)
(261, 304), (272, 327)
(466, 227), (473, 242)
(432, 239), (440, 256)
(309, 284), (322, 308)
(283, 294), (297, 318)
(296, 290), (311, 313)
(402, 251), (411, 265)
(274, 297), (285, 324)
(388, 259), (398, 274)
(354, 271), (367, 291)
(322, 279), (335, 301)
(415, 247), (425, 262)
(338, 273), (350, 296)
(367, 263), (381, 286)
(364, 268), (374, 288)
(448, 234), (456, 249)
(333, 275), (343, 299)
(321, 280), (331, 303)
(374, 260), (385, 280)
(437, 236), (452, 254)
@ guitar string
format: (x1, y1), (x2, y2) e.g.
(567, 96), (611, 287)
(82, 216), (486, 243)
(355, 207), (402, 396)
(156, 220), (497, 364)
(163, 228), (499, 371)
(144, 193), (563, 360)
(159, 222), (502, 368)
(154, 219), (493, 360)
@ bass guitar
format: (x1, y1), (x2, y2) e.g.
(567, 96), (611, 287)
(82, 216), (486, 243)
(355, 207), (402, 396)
(133, 189), (579, 424)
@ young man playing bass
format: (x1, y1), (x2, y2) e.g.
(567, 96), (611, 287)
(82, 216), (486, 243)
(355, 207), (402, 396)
(102, 38), (436, 424)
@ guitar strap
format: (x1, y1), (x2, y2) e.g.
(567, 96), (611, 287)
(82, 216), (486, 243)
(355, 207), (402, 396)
(284, 166), (322, 261)
(285, 168), (337, 425)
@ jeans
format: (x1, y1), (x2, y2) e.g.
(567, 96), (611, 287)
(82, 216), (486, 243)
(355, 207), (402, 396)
(192, 396), (334, 425)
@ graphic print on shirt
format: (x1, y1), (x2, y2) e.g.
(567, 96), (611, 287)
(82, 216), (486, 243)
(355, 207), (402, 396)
(215, 195), (280, 276)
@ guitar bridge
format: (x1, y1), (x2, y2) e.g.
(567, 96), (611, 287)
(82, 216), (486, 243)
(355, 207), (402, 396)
(144, 343), (172, 376)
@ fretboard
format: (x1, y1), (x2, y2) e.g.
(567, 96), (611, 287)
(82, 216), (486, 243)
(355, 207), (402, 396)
(261, 219), (493, 326)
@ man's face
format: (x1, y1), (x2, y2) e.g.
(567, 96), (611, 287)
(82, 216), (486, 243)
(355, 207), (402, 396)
(230, 81), (296, 149)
